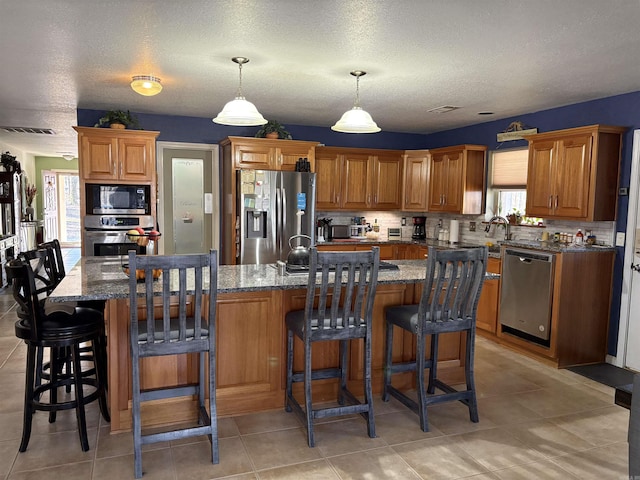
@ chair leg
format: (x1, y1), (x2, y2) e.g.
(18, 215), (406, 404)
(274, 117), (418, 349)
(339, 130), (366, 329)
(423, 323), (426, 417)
(48, 348), (59, 424)
(382, 320), (393, 402)
(416, 332), (429, 432)
(208, 350), (219, 465)
(337, 339), (348, 405)
(93, 338), (110, 423)
(427, 334), (439, 395)
(19, 343), (37, 452)
(131, 350), (143, 479)
(71, 343), (90, 452)
(465, 329), (479, 423)
(285, 329), (294, 413)
(304, 339), (315, 447)
(364, 332), (375, 439)
(64, 346), (72, 393)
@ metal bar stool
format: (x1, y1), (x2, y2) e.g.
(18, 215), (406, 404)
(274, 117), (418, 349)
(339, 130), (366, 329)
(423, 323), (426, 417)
(383, 246), (487, 431)
(7, 258), (110, 452)
(129, 250), (218, 478)
(285, 247), (380, 447)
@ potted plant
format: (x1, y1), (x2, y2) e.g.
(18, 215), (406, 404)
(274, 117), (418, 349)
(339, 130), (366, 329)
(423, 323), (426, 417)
(506, 208), (522, 225)
(255, 120), (292, 140)
(94, 110), (141, 129)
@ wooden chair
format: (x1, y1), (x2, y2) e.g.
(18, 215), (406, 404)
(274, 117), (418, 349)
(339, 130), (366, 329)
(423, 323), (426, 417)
(7, 258), (110, 452)
(285, 246), (380, 447)
(129, 250), (218, 478)
(383, 246), (487, 431)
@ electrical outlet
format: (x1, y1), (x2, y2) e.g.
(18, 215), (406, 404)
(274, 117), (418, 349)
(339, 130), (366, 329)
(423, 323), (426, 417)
(401, 217), (406, 226)
(469, 221), (476, 232)
(616, 232), (626, 246)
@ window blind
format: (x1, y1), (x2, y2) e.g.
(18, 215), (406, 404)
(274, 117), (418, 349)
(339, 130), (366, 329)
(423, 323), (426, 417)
(491, 149), (528, 187)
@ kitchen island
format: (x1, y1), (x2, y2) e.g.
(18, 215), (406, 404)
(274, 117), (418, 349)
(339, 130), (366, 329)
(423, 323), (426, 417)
(50, 255), (496, 433)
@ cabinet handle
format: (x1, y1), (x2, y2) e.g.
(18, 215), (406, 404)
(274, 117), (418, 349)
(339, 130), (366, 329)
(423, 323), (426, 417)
(367, 194), (371, 205)
(554, 195), (558, 209)
(120, 163), (123, 178)
(548, 195), (552, 209)
(278, 155), (283, 165)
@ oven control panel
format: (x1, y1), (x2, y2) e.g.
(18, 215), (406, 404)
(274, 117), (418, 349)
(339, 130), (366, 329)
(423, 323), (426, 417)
(84, 215), (155, 230)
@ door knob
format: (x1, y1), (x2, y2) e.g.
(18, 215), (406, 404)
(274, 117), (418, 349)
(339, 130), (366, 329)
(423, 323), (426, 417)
(632, 263), (640, 272)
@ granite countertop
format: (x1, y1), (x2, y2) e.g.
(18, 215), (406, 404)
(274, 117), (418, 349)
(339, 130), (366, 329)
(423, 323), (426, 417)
(48, 256), (499, 302)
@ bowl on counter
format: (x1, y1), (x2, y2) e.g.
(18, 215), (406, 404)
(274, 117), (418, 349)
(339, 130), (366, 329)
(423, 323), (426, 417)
(122, 263), (162, 282)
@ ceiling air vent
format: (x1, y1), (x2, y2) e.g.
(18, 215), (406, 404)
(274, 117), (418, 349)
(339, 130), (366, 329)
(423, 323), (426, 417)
(427, 105), (461, 114)
(0, 126), (56, 135)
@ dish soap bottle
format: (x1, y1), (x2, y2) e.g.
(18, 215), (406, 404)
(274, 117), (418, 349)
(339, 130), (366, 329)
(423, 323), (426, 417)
(575, 229), (584, 245)
(373, 219), (380, 233)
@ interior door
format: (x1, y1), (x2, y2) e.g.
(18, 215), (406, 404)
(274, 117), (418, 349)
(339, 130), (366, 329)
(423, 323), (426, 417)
(157, 143), (219, 255)
(42, 170), (58, 242)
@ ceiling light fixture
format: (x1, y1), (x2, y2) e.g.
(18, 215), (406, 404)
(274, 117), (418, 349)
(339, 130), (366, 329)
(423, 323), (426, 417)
(213, 57), (267, 126)
(131, 75), (163, 96)
(331, 70), (380, 134)
(61, 154), (75, 161)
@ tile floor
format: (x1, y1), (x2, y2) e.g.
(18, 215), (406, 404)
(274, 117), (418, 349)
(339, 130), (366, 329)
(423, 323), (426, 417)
(0, 248), (632, 479)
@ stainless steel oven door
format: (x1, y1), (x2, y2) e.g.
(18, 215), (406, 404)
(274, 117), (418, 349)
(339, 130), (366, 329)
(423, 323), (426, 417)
(83, 230), (146, 256)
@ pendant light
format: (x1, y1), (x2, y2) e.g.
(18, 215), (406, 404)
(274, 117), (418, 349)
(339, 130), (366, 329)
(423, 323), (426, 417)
(331, 70), (380, 133)
(131, 75), (163, 96)
(213, 57), (267, 126)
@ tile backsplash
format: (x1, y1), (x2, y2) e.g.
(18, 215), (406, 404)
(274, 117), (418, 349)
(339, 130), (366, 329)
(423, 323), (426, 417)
(316, 211), (615, 246)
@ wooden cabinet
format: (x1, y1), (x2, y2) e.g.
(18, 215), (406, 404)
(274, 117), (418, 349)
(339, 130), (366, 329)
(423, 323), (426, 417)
(317, 243), (397, 260)
(74, 127), (159, 182)
(220, 136), (317, 171)
(402, 150), (429, 211)
(525, 125), (625, 221)
(427, 145), (487, 214)
(476, 257), (501, 334)
(315, 146), (404, 211)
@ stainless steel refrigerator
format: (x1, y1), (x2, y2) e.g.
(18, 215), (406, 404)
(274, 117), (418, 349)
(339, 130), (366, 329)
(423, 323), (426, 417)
(237, 170), (316, 264)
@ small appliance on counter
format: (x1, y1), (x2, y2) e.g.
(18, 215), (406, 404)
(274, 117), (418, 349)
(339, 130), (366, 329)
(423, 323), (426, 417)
(350, 224), (368, 239)
(412, 216), (426, 240)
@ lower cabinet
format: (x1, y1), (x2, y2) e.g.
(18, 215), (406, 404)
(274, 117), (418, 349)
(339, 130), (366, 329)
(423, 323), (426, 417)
(317, 243), (397, 260)
(476, 257), (501, 334)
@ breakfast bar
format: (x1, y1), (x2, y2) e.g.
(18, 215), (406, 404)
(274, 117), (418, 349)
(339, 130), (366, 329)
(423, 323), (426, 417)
(50, 255), (495, 433)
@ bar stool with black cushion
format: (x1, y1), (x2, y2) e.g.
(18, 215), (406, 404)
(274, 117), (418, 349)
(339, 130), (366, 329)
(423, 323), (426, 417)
(7, 258), (110, 452)
(285, 246), (380, 447)
(129, 250), (218, 479)
(383, 246), (487, 432)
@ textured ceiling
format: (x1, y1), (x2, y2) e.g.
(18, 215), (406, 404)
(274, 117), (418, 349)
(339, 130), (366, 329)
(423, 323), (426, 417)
(1, 0), (640, 157)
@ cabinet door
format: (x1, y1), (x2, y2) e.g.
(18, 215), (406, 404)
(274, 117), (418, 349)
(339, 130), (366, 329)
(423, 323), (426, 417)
(442, 150), (463, 212)
(277, 144), (315, 172)
(80, 135), (118, 180)
(553, 134), (592, 218)
(341, 153), (372, 210)
(118, 136), (154, 182)
(315, 152), (342, 210)
(428, 152), (447, 211)
(476, 258), (501, 334)
(354, 243), (396, 260)
(526, 139), (555, 217)
(234, 143), (275, 169)
(372, 153), (403, 209)
(403, 153), (428, 211)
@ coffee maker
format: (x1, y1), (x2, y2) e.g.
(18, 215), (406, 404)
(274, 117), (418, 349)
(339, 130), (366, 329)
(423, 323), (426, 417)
(412, 216), (426, 240)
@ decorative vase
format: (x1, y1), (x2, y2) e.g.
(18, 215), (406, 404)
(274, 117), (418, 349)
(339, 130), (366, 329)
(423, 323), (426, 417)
(25, 206), (34, 221)
(266, 132), (279, 139)
(110, 122), (126, 129)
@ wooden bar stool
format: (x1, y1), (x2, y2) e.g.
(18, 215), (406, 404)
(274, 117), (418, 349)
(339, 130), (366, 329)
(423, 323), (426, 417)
(128, 250), (218, 478)
(285, 247), (380, 447)
(383, 247), (487, 431)
(7, 258), (110, 452)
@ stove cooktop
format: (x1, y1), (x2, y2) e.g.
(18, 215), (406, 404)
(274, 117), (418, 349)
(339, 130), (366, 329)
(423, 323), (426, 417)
(285, 261), (399, 275)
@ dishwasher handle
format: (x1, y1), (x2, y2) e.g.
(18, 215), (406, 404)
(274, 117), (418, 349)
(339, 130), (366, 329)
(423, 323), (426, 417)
(504, 248), (554, 263)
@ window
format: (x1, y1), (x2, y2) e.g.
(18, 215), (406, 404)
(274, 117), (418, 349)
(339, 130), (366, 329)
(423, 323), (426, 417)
(489, 148), (528, 218)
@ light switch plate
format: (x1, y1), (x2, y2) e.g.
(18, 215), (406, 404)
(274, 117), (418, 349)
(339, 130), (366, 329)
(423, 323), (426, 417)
(204, 193), (213, 214)
(616, 232), (625, 246)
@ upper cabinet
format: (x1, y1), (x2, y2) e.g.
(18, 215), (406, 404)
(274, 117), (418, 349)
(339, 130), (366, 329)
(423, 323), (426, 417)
(315, 147), (404, 211)
(525, 125), (625, 221)
(427, 145), (487, 214)
(220, 136), (317, 171)
(74, 127), (159, 183)
(402, 150), (429, 211)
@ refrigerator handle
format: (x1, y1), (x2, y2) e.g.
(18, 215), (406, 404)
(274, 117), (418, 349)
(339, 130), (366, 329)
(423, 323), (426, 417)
(275, 186), (282, 256)
(281, 184), (287, 243)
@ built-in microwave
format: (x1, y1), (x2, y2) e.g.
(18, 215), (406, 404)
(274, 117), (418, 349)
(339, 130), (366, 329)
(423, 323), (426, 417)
(86, 184), (150, 215)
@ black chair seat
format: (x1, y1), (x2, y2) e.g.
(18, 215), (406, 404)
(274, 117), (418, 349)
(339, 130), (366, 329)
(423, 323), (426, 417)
(285, 309), (367, 340)
(15, 308), (104, 342)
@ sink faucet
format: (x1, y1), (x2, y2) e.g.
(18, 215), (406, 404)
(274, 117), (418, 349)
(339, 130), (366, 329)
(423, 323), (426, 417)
(485, 215), (511, 241)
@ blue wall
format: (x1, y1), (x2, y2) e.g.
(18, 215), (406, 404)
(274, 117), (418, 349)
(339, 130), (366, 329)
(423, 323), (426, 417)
(79, 90), (640, 356)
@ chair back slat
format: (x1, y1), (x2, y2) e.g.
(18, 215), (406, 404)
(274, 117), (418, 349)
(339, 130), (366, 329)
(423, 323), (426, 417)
(304, 247), (380, 336)
(6, 258), (51, 340)
(129, 250), (217, 354)
(37, 239), (66, 285)
(419, 247), (487, 333)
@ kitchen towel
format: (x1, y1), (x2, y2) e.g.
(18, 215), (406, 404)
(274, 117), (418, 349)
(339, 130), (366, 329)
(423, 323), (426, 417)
(449, 219), (460, 243)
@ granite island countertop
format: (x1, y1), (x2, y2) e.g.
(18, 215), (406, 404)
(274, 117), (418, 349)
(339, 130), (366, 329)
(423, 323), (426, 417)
(49, 256), (500, 302)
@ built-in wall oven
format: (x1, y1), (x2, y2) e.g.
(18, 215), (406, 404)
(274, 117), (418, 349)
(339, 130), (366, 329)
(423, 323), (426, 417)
(83, 215), (154, 256)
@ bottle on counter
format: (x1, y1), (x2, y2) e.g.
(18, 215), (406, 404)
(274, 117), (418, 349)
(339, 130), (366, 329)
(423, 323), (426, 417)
(373, 219), (380, 233)
(575, 229), (584, 245)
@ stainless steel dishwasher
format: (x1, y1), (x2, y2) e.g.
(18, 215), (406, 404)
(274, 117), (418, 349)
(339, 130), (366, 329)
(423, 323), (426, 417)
(499, 248), (555, 345)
